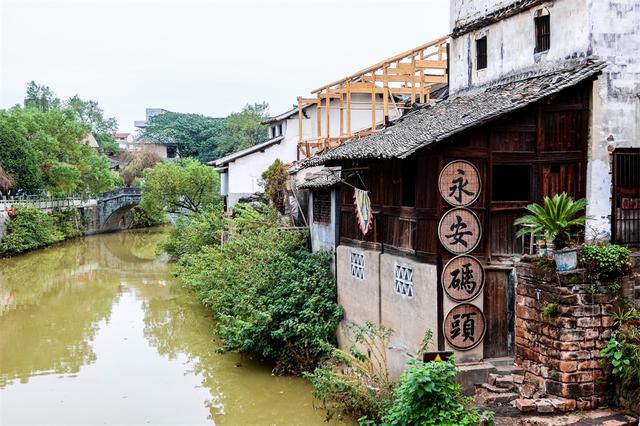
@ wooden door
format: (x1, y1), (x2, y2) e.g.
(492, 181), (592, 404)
(483, 269), (515, 358)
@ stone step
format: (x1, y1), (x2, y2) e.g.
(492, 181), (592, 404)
(495, 365), (525, 376)
(487, 356), (516, 367)
(481, 383), (514, 394)
(483, 391), (519, 405)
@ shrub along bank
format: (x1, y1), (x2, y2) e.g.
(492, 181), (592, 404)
(166, 203), (495, 424)
(1, 205), (83, 255)
(166, 204), (343, 374)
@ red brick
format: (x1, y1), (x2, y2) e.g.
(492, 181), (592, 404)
(558, 361), (578, 373)
(602, 316), (614, 327)
(515, 399), (536, 412)
(577, 317), (601, 328)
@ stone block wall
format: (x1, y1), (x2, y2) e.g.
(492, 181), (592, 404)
(515, 262), (623, 410)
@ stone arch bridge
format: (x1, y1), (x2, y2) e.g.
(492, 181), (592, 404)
(98, 187), (142, 231)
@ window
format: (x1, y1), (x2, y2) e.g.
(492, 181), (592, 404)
(350, 252), (364, 280)
(535, 13), (550, 53)
(313, 190), (331, 224)
(277, 123), (283, 136)
(492, 165), (531, 201)
(476, 36), (487, 70)
(166, 144), (177, 159)
(394, 263), (413, 297)
(401, 159), (416, 207)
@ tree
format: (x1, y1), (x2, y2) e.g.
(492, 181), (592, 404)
(140, 158), (220, 215)
(0, 165), (15, 194)
(141, 112), (224, 159)
(24, 81), (61, 112)
(66, 95), (120, 154)
(0, 104), (120, 197)
(121, 150), (163, 186)
(204, 102), (269, 161)
(261, 159), (288, 213)
(0, 110), (44, 192)
(140, 103), (269, 162)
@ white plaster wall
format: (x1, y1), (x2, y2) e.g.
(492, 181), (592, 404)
(449, 0), (590, 94)
(335, 245), (382, 352)
(226, 138), (296, 203)
(379, 254), (439, 379)
(451, 0), (522, 30)
(308, 190), (337, 253)
(585, 0), (640, 240)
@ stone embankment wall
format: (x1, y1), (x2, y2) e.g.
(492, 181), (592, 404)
(515, 262), (638, 410)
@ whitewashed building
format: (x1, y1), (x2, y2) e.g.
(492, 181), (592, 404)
(449, 0), (640, 243)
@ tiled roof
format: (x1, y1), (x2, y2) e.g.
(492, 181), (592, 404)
(302, 57), (605, 166)
(451, 0), (547, 38)
(208, 136), (284, 167)
(297, 169), (341, 189)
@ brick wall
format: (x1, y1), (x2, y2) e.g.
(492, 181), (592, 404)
(514, 262), (634, 409)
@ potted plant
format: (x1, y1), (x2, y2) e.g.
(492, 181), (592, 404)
(514, 193), (587, 271)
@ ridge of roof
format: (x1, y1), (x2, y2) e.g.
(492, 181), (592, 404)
(209, 135), (285, 167)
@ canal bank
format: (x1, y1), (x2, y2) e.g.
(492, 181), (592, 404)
(0, 228), (342, 425)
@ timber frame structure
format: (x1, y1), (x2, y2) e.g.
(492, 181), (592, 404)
(297, 36), (448, 159)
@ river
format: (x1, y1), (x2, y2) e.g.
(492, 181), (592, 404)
(0, 228), (343, 425)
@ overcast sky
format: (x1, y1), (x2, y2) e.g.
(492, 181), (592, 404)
(1, 0), (449, 133)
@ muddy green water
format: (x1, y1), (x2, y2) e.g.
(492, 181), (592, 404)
(0, 228), (342, 425)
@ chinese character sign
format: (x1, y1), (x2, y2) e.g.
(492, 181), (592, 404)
(438, 160), (481, 207)
(442, 255), (484, 302)
(437, 208), (482, 255)
(444, 303), (486, 351)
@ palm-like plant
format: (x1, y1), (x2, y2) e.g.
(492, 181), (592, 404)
(514, 193), (587, 249)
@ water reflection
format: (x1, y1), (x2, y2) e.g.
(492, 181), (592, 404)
(0, 228), (340, 425)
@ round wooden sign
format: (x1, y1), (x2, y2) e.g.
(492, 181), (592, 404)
(438, 160), (481, 207)
(437, 208), (482, 255)
(441, 255), (485, 302)
(443, 303), (486, 351)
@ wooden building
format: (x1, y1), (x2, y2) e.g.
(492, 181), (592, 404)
(302, 57), (608, 374)
(301, 0), (640, 379)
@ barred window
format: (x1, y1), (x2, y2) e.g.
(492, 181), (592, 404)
(313, 190), (331, 224)
(535, 14), (550, 53)
(476, 36), (487, 70)
(394, 263), (413, 297)
(350, 252), (364, 280)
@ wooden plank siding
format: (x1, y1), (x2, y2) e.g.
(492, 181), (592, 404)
(337, 82), (591, 262)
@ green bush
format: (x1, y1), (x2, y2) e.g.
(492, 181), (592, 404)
(580, 244), (631, 281)
(382, 358), (493, 426)
(174, 209), (343, 374)
(131, 205), (167, 229)
(306, 322), (396, 424)
(160, 208), (225, 259)
(51, 208), (83, 239)
(1, 205), (64, 255)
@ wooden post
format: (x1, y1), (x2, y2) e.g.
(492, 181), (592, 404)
(339, 92), (344, 137)
(346, 81), (352, 136)
(297, 97), (303, 159)
(316, 93), (322, 146)
(371, 76), (377, 130)
(325, 93), (330, 148)
(383, 65), (389, 125)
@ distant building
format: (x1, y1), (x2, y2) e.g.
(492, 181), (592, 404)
(134, 108), (167, 129)
(80, 133), (99, 149)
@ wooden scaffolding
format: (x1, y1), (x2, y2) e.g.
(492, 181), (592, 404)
(297, 36), (448, 159)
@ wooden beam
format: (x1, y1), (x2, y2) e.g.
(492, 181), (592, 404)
(297, 97), (303, 160)
(311, 35), (449, 93)
(362, 74), (447, 84)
